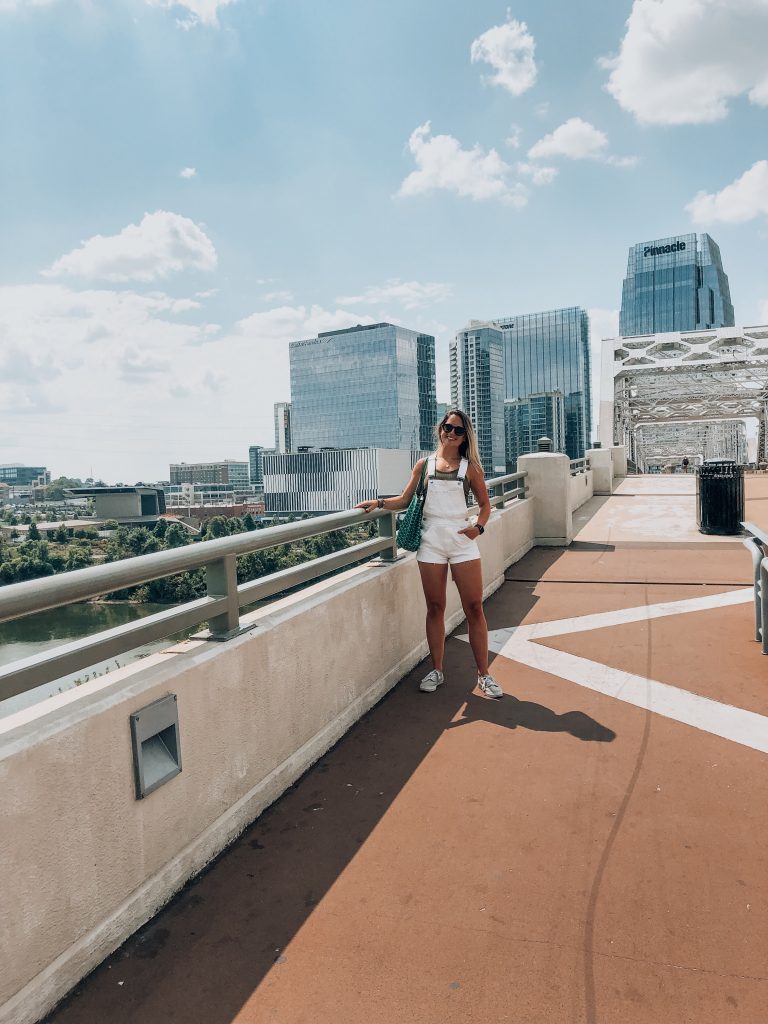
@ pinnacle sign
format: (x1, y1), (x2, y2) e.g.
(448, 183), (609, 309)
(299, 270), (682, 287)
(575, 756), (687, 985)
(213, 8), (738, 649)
(643, 240), (686, 257)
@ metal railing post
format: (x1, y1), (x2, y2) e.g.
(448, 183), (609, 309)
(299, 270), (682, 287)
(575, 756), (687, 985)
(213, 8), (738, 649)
(761, 558), (768, 655)
(377, 511), (399, 561)
(205, 555), (241, 640)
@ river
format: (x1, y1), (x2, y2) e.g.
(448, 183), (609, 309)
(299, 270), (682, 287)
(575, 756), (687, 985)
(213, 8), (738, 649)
(0, 602), (189, 719)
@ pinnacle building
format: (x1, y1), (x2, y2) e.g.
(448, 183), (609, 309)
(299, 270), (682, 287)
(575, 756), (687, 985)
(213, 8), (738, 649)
(619, 233), (734, 337)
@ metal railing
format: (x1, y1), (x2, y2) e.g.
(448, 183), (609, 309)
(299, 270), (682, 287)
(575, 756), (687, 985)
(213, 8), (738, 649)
(569, 458), (589, 476)
(0, 471), (527, 701)
(742, 520), (768, 654)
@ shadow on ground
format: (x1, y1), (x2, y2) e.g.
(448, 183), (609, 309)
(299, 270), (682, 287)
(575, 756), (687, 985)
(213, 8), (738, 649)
(45, 547), (616, 1024)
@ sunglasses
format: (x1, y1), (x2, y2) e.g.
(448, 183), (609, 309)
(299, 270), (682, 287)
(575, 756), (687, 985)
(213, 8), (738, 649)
(441, 422), (466, 436)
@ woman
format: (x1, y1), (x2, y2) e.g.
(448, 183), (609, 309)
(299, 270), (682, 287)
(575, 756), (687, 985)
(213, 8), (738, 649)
(356, 409), (503, 699)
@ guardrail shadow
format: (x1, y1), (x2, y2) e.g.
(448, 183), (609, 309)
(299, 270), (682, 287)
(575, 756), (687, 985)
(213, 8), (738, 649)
(45, 545), (614, 1024)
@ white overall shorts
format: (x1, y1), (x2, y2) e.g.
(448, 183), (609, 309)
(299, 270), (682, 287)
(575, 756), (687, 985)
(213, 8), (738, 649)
(416, 455), (481, 565)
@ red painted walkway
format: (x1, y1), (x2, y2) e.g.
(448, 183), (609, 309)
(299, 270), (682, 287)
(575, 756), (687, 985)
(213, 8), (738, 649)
(45, 478), (768, 1024)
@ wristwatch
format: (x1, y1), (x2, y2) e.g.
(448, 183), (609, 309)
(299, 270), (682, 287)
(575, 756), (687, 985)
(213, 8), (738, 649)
(477, 524), (485, 535)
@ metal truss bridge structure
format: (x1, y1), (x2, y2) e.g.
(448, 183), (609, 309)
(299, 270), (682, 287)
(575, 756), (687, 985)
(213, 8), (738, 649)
(602, 325), (768, 471)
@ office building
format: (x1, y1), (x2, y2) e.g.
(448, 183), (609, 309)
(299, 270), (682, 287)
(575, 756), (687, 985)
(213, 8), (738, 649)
(274, 402), (292, 454)
(289, 323), (436, 452)
(449, 323), (506, 475)
(435, 402), (449, 424)
(65, 486), (166, 523)
(169, 461), (249, 488)
(0, 465), (50, 488)
(264, 448), (429, 514)
(248, 446), (276, 491)
(493, 307), (591, 459)
(504, 392), (566, 470)
(619, 232), (734, 337)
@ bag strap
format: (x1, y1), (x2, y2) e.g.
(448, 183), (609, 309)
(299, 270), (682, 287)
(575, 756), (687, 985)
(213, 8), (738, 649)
(416, 458), (429, 498)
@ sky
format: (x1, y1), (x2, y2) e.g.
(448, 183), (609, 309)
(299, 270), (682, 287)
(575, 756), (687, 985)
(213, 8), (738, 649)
(1, 0), (767, 483)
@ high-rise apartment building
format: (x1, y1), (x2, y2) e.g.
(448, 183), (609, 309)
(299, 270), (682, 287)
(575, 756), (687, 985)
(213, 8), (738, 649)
(274, 402), (292, 454)
(248, 446), (276, 490)
(493, 307), (591, 459)
(449, 323), (506, 475)
(619, 232), (734, 337)
(504, 392), (566, 470)
(289, 323), (436, 452)
(169, 460), (249, 487)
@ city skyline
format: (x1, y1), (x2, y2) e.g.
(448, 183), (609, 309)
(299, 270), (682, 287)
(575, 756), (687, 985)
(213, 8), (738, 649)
(2, 1), (767, 481)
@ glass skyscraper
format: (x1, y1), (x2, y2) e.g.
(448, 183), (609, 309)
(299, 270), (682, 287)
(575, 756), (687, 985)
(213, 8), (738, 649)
(619, 232), (734, 337)
(493, 307), (591, 459)
(504, 392), (566, 471)
(290, 323), (436, 452)
(449, 323), (506, 475)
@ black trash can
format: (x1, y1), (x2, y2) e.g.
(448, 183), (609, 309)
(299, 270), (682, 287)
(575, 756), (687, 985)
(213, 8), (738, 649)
(696, 460), (744, 535)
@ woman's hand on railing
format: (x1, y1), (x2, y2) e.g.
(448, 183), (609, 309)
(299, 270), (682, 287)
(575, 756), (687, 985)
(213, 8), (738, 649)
(355, 500), (380, 514)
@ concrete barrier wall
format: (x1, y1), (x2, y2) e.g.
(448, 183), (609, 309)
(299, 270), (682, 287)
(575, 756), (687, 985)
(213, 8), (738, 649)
(569, 469), (594, 512)
(0, 498), (534, 1024)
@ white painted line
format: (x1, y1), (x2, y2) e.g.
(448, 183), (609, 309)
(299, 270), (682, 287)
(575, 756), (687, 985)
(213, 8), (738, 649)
(456, 588), (768, 753)
(514, 588), (753, 642)
(503, 638), (768, 755)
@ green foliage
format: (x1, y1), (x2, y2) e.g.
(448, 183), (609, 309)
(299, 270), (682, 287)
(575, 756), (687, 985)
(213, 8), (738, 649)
(163, 522), (189, 548)
(27, 521), (41, 541)
(45, 476), (83, 501)
(102, 519), (119, 530)
(205, 516), (229, 539)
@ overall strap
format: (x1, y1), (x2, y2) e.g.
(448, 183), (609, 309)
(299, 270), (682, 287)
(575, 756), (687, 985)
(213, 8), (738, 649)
(427, 455), (437, 478)
(457, 458), (469, 481)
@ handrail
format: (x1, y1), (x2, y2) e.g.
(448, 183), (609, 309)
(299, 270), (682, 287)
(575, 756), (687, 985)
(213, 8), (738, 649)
(569, 458), (588, 476)
(741, 521), (768, 652)
(0, 471), (528, 701)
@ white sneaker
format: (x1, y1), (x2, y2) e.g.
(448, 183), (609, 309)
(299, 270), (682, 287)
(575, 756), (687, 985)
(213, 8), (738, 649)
(419, 669), (444, 692)
(478, 674), (503, 699)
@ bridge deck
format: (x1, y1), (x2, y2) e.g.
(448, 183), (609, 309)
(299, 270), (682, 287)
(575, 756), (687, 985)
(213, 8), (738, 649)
(45, 477), (768, 1024)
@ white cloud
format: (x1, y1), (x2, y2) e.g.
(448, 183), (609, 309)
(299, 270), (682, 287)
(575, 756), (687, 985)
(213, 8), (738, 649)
(516, 162), (558, 186)
(336, 280), (453, 310)
(470, 17), (537, 95)
(179, 167), (197, 179)
(0, 283), (215, 423)
(528, 117), (636, 169)
(506, 125), (522, 149)
(145, 0), (237, 29)
(602, 0), (768, 125)
(686, 160), (768, 224)
(262, 289), (294, 303)
(43, 211), (217, 283)
(231, 305), (376, 346)
(528, 118), (609, 161)
(759, 300), (768, 323)
(398, 122), (528, 207)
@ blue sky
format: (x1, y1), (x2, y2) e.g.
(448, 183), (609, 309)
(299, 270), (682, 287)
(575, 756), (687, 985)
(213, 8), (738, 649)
(1, 0), (767, 482)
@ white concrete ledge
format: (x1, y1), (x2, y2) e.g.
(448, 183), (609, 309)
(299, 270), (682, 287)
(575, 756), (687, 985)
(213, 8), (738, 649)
(0, 498), (534, 1024)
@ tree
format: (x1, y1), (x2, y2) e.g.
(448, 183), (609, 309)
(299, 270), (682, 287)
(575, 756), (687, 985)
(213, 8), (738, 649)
(242, 512), (256, 531)
(163, 522), (189, 549)
(27, 521), (41, 541)
(206, 516), (229, 539)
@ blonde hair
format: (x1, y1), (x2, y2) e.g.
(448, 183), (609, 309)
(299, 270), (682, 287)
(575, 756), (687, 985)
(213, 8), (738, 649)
(435, 409), (483, 474)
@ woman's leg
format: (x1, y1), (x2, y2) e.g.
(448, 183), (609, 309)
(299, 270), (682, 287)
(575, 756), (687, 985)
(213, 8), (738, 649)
(418, 561), (449, 671)
(450, 559), (489, 675)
